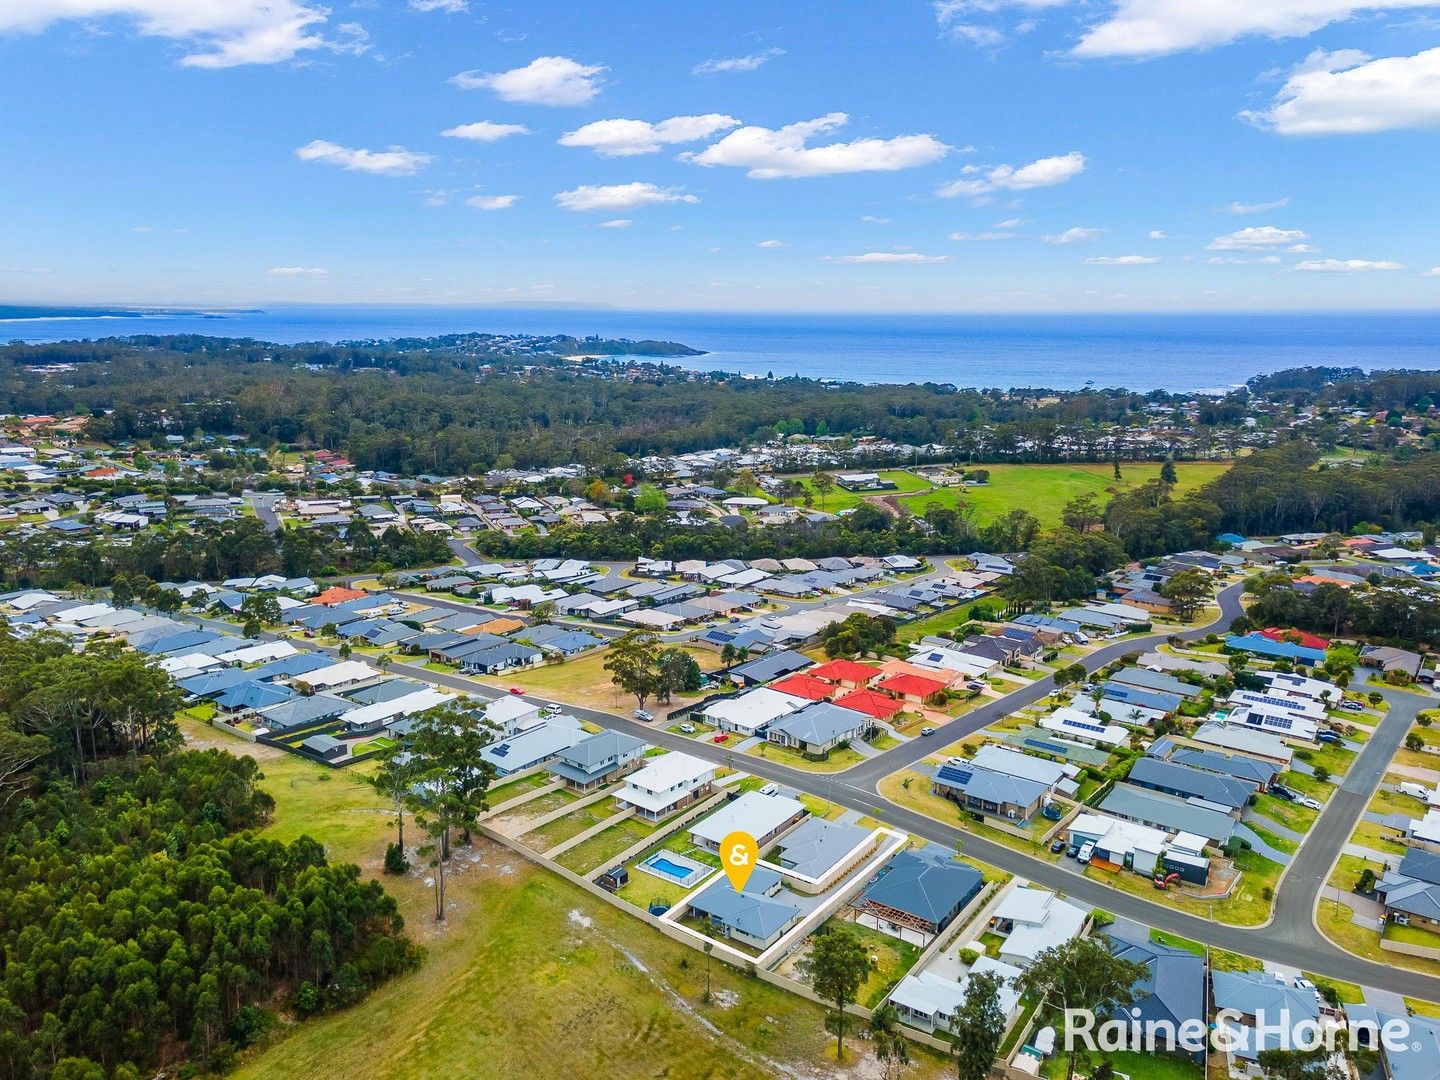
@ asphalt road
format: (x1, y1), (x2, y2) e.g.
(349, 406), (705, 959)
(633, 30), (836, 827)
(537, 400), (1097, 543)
(200, 559), (1440, 998)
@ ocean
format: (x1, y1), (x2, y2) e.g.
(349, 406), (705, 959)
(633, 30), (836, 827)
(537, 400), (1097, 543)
(4, 305), (1439, 392)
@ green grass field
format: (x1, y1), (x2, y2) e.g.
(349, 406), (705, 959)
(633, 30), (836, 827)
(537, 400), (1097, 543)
(786, 469), (934, 513)
(213, 726), (954, 1079)
(898, 461), (1232, 529)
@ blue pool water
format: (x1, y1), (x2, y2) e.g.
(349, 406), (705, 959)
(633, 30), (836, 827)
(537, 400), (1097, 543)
(648, 857), (691, 880)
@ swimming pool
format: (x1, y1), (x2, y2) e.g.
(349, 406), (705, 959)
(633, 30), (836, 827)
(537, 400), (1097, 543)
(637, 850), (712, 888)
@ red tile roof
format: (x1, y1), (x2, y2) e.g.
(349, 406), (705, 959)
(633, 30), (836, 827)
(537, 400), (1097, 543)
(769, 674), (834, 701)
(874, 673), (949, 699)
(314, 586), (368, 606)
(809, 659), (880, 684)
(834, 689), (904, 720)
(1259, 627), (1331, 651)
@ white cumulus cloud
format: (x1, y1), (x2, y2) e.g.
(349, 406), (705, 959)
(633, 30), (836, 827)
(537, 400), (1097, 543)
(1207, 225), (1309, 250)
(1242, 47), (1440, 135)
(451, 56), (605, 105)
(686, 113), (949, 179)
(1084, 255), (1160, 265)
(465, 193), (519, 210)
(1207, 255), (1283, 264)
(0, 0), (367, 68)
(1147, 229), (1168, 239)
(949, 230), (1014, 240)
(1293, 258), (1403, 271)
(295, 140), (432, 176)
(1071, 1), (1437, 59)
(559, 114), (740, 157)
(826, 252), (951, 264)
(554, 182), (699, 212)
(409, 0), (467, 11)
(1042, 226), (1103, 244)
(268, 266), (329, 276)
(1423, 267), (1440, 277)
(757, 239), (789, 248)
(937, 151), (1085, 197)
(440, 121), (530, 141)
(934, 0), (1067, 47)
(693, 48), (784, 74)
(597, 218), (633, 228)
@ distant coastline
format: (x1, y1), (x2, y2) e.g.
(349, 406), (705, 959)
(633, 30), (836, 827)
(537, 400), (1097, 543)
(3, 304), (1438, 391)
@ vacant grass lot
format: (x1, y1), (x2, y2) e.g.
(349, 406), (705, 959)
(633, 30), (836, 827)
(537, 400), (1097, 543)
(480, 645), (721, 712)
(898, 461), (1232, 529)
(211, 727), (953, 1079)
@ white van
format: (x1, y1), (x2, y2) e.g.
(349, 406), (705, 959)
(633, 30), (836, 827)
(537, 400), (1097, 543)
(1077, 841), (1096, 865)
(1399, 782), (1432, 802)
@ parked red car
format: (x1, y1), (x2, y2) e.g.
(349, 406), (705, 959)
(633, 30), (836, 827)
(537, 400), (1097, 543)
(507, 687), (525, 696)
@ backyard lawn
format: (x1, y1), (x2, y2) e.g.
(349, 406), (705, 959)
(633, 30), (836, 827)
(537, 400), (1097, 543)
(787, 469), (933, 513)
(197, 723), (962, 1080)
(898, 461), (1232, 530)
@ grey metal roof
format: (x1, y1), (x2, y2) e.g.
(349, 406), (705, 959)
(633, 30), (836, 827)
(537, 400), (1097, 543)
(1099, 784), (1238, 844)
(1127, 757), (1253, 811)
(687, 868), (799, 941)
(1106, 925), (1206, 1031)
(767, 702), (869, 746)
(856, 848), (983, 926)
(776, 818), (870, 878)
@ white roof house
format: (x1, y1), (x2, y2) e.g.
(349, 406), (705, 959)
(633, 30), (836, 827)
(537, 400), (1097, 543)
(479, 715), (587, 776)
(339, 688), (455, 732)
(907, 644), (999, 679)
(993, 887), (1088, 968)
(703, 688), (809, 736)
(1217, 704), (1318, 743)
(1067, 812), (1170, 861)
(890, 957), (1023, 1033)
(485, 695), (544, 735)
(158, 652), (223, 675)
(216, 640), (299, 666)
(689, 791), (807, 851)
(1259, 671), (1335, 704)
(616, 752), (716, 817)
(1190, 722), (1294, 765)
(1040, 707), (1128, 747)
(290, 660), (377, 691)
(1082, 601), (1151, 624)
(1229, 689), (1328, 721)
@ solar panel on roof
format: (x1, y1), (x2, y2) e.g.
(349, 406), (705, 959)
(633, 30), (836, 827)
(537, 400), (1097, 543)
(1063, 717), (1107, 735)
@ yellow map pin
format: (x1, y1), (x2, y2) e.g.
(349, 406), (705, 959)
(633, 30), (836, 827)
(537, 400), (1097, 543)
(721, 831), (759, 893)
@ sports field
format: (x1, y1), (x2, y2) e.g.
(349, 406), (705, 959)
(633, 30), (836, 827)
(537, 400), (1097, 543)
(897, 460), (1231, 529)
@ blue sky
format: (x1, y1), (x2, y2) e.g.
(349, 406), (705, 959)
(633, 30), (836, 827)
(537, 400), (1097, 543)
(3, 0), (1440, 312)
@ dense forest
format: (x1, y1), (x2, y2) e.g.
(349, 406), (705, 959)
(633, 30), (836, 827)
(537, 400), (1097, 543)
(0, 632), (418, 1079)
(0, 517), (452, 592)
(1104, 443), (1440, 558)
(6, 336), (1219, 473)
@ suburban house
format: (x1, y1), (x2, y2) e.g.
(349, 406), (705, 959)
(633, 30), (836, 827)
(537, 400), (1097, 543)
(1361, 644), (1426, 681)
(1211, 970), (1330, 1079)
(989, 887), (1088, 968)
(851, 846), (984, 945)
(765, 701), (872, 758)
(485, 695), (544, 735)
(933, 754), (1058, 825)
(874, 672), (949, 706)
(1376, 848), (1440, 928)
(774, 818), (873, 882)
(1099, 785), (1239, 846)
(689, 791), (807, 852)
(546, 730), (647, 791)
(1107, 924), (1207, 1062)
(1345, 1004), (1440, 1080)
(1125, 757), (1253, 814)
(808, 658), (881, 691)
(1039, 707), (1129, 748)
(685, 867), (803, 951)
(1147, 738), (1280, 791)
(726, 649), (811, 687)
(478, 715), (587, 776)
(614, 752), (717, 821)
(1189, 722), (1294, 767)
(702, 687), (808, 737)
(833, 688), (906, 721)
(889, 956), (1022, 1035)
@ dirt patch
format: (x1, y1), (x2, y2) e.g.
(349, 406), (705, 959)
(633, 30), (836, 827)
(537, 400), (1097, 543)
(182, 723), (287, 761)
